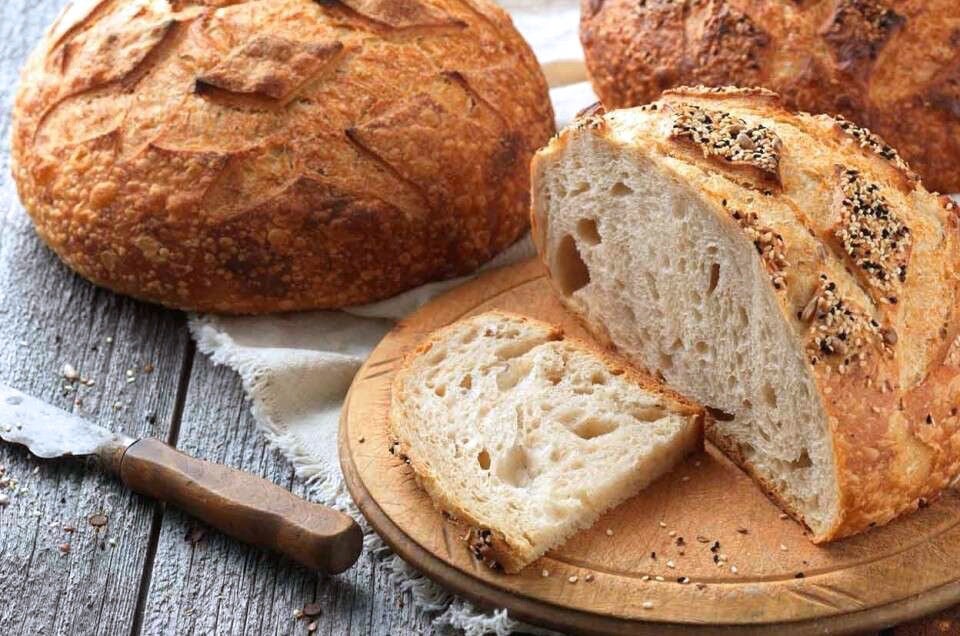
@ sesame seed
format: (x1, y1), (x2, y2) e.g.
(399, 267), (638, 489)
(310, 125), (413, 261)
(666, 560), (676, 569)
(568, 575), (578, 584)
(659, 521), (667, 528)
(585, 574), (595, 582)
(542, 569), (550, 578)
(642, 601), (655, 609)
(606, 528), (614, 536)
(668, 530), (677, 537)
(655, 576), (665, 582)
(780, 544), (788, 551)
(678, 576), (690, 584)
(731, 565), (739, 574)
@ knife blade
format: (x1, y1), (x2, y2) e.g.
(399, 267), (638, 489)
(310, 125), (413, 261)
(0, 382), (362, 574)
(0, 384), (133, 459)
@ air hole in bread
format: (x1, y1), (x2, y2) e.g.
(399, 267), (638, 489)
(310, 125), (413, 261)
(572, 417), (618, 440)
(460, 328), (478, 344)
(742, 399), (754, 410)
(495, 445), (531, 487)
(632, 406), (666, 421)
(577, 218), (601, 245)
(762, 384), (778, 408)
(571, 182), (590, 196)
(555, 234), (590, 296)
(460, 374), (473, 390)
(477, 449), (491, 470)
(678, 257), (688, 274)
(658, 352), (674, 370)
(707, 263), (721, 294)
(496, 359), (532, 391)
(706, 244), (719, 256)
(790, 450), (813, 470)
(738, 306), (749, 328)
(610, 181), (633, 196)
(591, 371), (607, 385)
(645, 272), (660, 301)
(495, 340), (539, 360)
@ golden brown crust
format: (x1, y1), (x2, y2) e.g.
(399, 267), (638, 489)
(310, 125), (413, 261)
(581, 0), (960, 194)
(11, 0), (554, 313)
(387, 310), (705, 573)
(534, 86), (960, 542)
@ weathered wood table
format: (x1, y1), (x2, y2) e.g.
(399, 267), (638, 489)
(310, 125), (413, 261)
(0, 2), (956, 635)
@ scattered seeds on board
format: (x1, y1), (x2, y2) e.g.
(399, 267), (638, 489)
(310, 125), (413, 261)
(61, 363), (79, 381)
(302, 602), (322, 618)
(642, 601), (655, 610)
(568, 575), (578, 584)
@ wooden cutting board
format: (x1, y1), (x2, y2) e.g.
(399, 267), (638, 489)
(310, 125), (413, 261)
(338, 258), (960, 635)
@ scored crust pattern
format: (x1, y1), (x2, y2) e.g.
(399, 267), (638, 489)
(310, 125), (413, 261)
(12, 0), (554, 313)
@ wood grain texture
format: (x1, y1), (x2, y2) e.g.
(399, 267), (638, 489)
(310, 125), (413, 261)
(341, 258), (960, 634)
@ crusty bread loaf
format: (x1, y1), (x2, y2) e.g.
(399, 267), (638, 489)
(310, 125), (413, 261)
(580, 0), (960, 194)
(531, 86), (960, 542)
(389, 310), (703, 573)
(11, 0), (554, 313)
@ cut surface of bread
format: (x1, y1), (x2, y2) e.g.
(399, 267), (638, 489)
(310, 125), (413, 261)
(389, 310), (703, 573)
(531, 87), (960, 543)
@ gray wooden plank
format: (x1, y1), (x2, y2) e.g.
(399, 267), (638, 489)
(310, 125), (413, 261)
(0, 3), (192, 634)
(140, 353), (434, 635)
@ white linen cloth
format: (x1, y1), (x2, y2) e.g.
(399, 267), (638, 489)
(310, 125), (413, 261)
(190, 3), (595, 634)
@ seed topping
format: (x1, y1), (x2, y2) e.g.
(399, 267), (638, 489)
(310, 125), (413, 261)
(835, 116), (916, 181)
(834, 168), (911, 298)
(805, 274), (890, 370)
(671, 104), (782, 181)
(725, 203), (789, 289)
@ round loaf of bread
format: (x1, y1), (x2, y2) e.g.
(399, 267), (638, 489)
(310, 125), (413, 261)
(11, 0), (554, 313)
(580, 0), (960, 194)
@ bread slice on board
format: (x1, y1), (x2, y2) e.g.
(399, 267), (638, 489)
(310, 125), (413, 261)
(388, 310), (704, 573)
(531, 86), (960, 543)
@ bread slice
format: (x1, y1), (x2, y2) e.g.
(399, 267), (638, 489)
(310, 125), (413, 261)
(531, 87), (960, 542)
(388, 310), (703, 573)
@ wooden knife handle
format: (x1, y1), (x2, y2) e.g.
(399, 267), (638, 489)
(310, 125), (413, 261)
(119, 438), (363, 574)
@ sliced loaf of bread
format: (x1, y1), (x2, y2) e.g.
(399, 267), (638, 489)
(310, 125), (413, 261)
(388, 310), (703, 573)
(531, 87), (960, 542)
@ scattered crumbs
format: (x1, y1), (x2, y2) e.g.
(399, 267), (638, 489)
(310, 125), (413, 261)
(731, 565), (739, 574)
(585, 574), (595, 583)
(358, 437), (365, 444)
(605, 528), (614, 537)
(795, 572), (805, 579)
(143, 363), (155, 374)
(88, 513), (108, 528)
(568, 575), (578, 584)
(63, 525), (76, 534)
(61, 363), (79, 381)
(542, 569), (550, 578)
(307, 621), (318, 633)
(58, 542), (71, 555)
(736, 527), (749, 535)
(642, 601), (655, 610)
(108, 537), (117, 547)
(293, 609), (303, 620)
(655, 575), (665, 582)
(302, 602), (322, 618)
(666, 560), (676, 569)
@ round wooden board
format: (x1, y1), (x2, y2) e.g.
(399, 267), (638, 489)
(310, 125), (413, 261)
(339, 258), (960, 635)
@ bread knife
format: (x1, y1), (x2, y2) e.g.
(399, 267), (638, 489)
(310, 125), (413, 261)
(0, 382), (362, 574)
